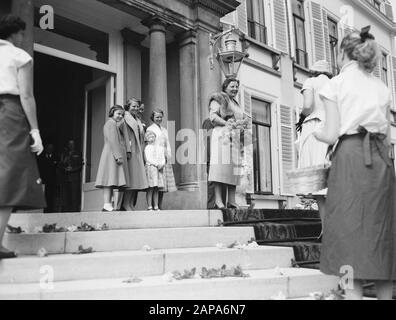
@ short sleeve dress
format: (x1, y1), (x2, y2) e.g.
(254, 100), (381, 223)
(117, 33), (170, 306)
(0, 39), (46, 210)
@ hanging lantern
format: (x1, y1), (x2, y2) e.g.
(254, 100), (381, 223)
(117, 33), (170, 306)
(210, 27), (249, 78)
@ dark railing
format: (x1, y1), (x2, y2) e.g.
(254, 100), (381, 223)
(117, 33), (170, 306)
(248, 20), (267, 45)
(295, 49), (308, 68)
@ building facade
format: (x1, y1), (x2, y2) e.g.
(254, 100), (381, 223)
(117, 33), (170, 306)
(1, 0), (396, 211)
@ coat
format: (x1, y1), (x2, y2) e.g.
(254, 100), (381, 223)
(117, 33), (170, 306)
(95, 119), (131, 188)
(123, 112), (148, 190)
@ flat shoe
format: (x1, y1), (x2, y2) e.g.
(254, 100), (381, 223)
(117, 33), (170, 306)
(102, 208), (113, 212)
(227, 203), (240, 209)
(0, 251), (17, 260)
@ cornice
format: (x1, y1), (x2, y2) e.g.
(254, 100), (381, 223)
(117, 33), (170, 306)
(181, 0), (241, 16)
(351, 0), (396, 34)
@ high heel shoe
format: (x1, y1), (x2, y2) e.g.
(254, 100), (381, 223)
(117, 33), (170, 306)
(214, 203), (226, 210)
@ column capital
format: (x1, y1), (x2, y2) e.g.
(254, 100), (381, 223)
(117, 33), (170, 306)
(141, 16), (168, 33)
(121, 28), (146, 46)
(177, 30), (198, 48)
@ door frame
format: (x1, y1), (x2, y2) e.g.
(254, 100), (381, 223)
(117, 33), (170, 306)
(81, 75), (116, 210)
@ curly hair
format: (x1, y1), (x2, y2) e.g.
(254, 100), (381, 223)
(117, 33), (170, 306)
(0, 15), (26, 40)
(125, 97), (141, 111)
(340, 31), (380, 73)
(150, 108), (164, 122)
(222, 77), (240, 93)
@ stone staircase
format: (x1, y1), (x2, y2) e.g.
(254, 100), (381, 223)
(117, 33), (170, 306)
(0, 210), (338, 300)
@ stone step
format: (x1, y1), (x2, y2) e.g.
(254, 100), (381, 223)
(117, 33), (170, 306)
(0, 268), (339, 300)
(4, 227), (255, 255)
(9, 210), (223, 232)
(0, 246), (294, 284)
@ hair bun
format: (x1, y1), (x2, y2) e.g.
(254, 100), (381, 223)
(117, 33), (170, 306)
(360, 26), (375, 42)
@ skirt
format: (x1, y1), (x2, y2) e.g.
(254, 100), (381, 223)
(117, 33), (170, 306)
(0, 95), (46, 210)
(160, 163), (177, 193)
(296, 118), (328, 168)
(146, 164), (164, 188)
(320, 133), (396, 280)
(208, 125), (241, 186)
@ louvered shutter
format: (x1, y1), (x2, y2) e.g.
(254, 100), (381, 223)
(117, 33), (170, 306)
(271, 0), (289, 53)
(391, 56), (396, 110)
(236, 0), (248, 35)
(242, 88), (254, 194)
(384, 3), (394, 21)
(373, 63), (381, 78)
(309, 1), (325, 63)
(278, 105), (295, 195)
(322, 9), (331, 65)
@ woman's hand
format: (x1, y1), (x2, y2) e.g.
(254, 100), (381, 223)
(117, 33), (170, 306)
(30, 129), (44, 155)
(116, 158), (123, 165)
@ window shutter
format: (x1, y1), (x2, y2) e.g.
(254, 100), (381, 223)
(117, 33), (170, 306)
(322, 9), (331, 65)
(270, 0), (289, 53)
(236, 0), (248, 35)
(384, 3), (394, 21)
(373, 62), (381, 78)
(278, 105), (295, 195)
(243, 89), (254, 194)
(391, 56), (396, 110)
(309, 1), (326, 63)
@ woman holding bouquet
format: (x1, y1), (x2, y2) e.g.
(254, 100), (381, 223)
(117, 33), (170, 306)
(208, 78), (247, 209)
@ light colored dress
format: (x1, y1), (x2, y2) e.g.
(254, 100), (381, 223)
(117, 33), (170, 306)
(144, 143), (165, 188)
(123, 112), (148, 190)
(297, 74), (330, 168)
(208, 93), (244, 186)
(95, 119), (131, 188)
(146, 123), (177, 192)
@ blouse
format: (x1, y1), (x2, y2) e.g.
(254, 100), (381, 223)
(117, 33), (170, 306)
(144, 144), (166, 167)
(319, 61), (391, 136)
(0, 39), (33, 95)
(301, 74), (331, 122)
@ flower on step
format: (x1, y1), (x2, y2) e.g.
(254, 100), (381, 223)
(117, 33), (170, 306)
(142, 245), (153, 252)
(66, 225), (78, 233)
(172, 268), (197, 280)
(33, 226), (43, 234)
(73, 245), (94, 255)
(200, 265), (249, 279)
(123, 276), (143, 284)
(274, 267), (285, 276)
(270, 291), (287, 300)
(216, 243), (226, 250)
(247, 241), (259, 248)
(37, 248), (48, 258)
(6, 225), (24, 234)
(162, 273), (174, 283)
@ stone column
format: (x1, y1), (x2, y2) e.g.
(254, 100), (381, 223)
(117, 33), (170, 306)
(142, 16), (168, 123)
(12, 0), (34, 55)
(177, 30), (199, 191)
(121, 28), (146, 102)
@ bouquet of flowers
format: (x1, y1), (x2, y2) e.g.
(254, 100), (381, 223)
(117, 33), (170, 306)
(222, 117), (251, 145)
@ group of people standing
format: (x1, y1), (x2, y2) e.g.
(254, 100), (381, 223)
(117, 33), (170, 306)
(95, 99), (176, 212)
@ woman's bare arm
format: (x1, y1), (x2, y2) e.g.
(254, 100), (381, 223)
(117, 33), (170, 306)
(313, 97), (340, 145)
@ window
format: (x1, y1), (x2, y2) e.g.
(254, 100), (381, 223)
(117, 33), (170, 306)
(292, 0), (308, 68)
(374, 0), (381, 11)
(252, 98), (273, 194)
(381, 53), (388, 85)
(328, 18), (339, 75)
(246, 0), (267, 44)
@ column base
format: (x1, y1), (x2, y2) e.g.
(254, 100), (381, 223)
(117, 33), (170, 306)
(178, 182), (200, 192)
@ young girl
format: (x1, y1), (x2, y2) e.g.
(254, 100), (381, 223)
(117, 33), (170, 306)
(95, 105), (131, 212)
(314, 27), (395, 300)
(144, 130), (165, 211)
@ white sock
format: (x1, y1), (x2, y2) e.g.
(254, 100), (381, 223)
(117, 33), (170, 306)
(104, 203), (114, 211)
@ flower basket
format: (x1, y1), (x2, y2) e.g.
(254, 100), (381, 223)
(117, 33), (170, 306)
(286, 165), (330, 195)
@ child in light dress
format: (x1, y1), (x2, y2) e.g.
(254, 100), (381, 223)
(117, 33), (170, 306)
(144, 131), (165, 211)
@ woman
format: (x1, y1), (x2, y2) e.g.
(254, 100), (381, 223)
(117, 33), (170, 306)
(146, 109), (177, 209)
(297, 60), (332, 236)
(95, 105), (131, 212)
(314, 27), (396, 300)
(208, 78), (245, 209)
(297, 60), (332, 168)
(0, 15), (46, 259)
(121, 98), (148, 211)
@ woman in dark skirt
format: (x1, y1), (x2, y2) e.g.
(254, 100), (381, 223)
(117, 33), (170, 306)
(315, 27), (395, 299)
(0, 15), (46, 259)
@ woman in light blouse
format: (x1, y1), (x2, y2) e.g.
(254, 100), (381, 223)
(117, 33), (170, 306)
(315, 27), (395, 300)
(0, 15), (46, 259)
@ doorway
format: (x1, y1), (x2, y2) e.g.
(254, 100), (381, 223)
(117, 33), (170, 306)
(34, 52), (114, 212)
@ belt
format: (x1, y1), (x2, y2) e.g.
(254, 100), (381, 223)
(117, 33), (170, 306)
(356, 126), (393, 168)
